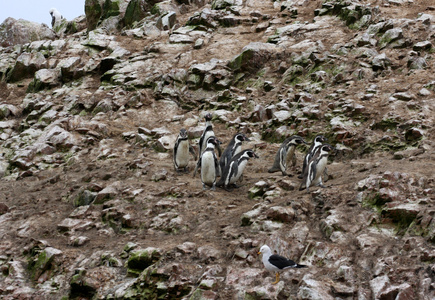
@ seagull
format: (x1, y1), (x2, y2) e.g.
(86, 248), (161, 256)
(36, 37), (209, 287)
(258, 245), (307, 284)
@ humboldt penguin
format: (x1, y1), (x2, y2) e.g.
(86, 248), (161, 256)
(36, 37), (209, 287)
(217, 149), (258, 190)
(198, 113), (221, 156)
(196, 136), (220, 190)
(194, 112), (222, 176)
(258, 245), (307, 285)
(299, 144), (333, 192)
(268, 135), (307, 176)
(173, 129), (196, 173)
(219, 133), (250, 174)
(298, 135), (327, 179)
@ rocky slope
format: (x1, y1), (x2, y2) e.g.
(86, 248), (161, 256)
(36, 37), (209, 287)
(0, 0), (434, 299)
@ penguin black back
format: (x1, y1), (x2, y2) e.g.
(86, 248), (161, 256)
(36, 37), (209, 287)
(268, 135), (306, 176)
(219, 133), (250, 174)
(299, 144), (333, 192)
(217, 149), (258, 190)
(298, 135), (326, 179)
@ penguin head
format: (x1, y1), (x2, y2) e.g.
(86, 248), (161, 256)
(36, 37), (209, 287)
(321, 144), (333, 153)
(204, 113), (213, 122)
(246, 150), (259, 159)
(179, 128), (188, 138)
(235, 133), (250, 142)
(293, 135), (307, 145)
(206, 136), (219, 146)
(314, 135), (327, 143)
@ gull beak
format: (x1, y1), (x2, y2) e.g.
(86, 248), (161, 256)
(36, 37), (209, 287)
(257, 251), (261, 255)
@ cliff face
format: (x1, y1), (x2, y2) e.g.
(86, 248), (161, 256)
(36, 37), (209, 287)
(0, 0), (434, 299)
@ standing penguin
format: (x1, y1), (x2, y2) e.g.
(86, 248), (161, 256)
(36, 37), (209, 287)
(299, 144), (333, 192)
(49, 8), (64, 28)
(219, 133), (250, 174)
(298, 135), (327, 179)
(173, 129), (196, 173)
(268, 135), (307, 176)
(193, 112), (222, 177)
(198, 113), (216, 156)
(217, 149), (258, 190)
(197, 136), (220, 190)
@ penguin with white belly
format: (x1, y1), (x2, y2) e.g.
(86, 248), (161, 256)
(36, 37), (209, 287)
(298, 135), (327, 179)
(197, 136), (221, 190)
(173, 129), (196, 173)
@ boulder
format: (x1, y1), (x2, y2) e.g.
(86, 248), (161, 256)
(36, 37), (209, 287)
(27, 69), (61, 93)
(85, 0), (131, 31)
(85, 0), (105, 31)
(7, 52), (47, 82)
(0, 18), (55, 47)
(378, 28), (404, 49)
(127, 247), (163, 276)
(57, 57), (83, 82)
(124, 0), (149, 27)
(228, 42), (281, 73)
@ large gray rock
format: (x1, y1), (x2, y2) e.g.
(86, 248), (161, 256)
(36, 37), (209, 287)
(0, 18), (55, 47)
(228, 42), (281, 73)
(85, 0), (131, 31)
(57, 57), (83, 82)
(27, 69), (61, 92)
(7, 52), (47, 82)
(123, 0), (163, 27)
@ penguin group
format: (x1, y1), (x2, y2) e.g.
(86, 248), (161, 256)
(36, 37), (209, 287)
(174, 113), (257, 191)
(173, 112), (335, 192)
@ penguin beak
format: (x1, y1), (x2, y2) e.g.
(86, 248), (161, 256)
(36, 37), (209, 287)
(254, 153), (259, 158)
(245, 137), (251, 142)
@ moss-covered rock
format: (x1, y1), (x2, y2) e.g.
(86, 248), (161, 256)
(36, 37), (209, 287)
(122, 265), (192, 299)
(27, 247), (62, 281)
(123, 0), (153, 27)
(69, 269), (98, 299)
(72, 189), (97, 207)
(85, 0), (104, 31)
(228, 42), (279, 73)
(26, 69), (61, 93)
(102, 0), (121, 20)
(127, 247), (163, 276)
(211, 0), (235, 10)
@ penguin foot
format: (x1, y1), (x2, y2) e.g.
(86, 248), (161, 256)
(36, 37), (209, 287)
(268, 168), (279, 173)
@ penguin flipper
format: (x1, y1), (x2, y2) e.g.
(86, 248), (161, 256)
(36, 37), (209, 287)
(193, 159), (201, 178)
(189, 145), (197, 160)
(216, 143), (222, 157)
